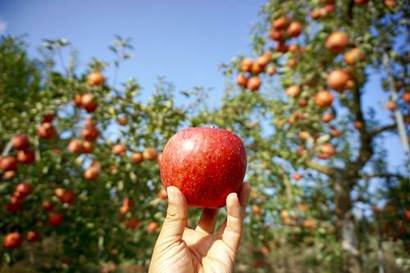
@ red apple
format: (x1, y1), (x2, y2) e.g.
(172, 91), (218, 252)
(0, 156), (18, 171)
(42, 200), (54, 212)
(117, 115), (128, 126)
(325, 32), (349, 53)
(87, 72), (105, 87)
(143, 147), (158, 161)
(315, 90), (334, 108)
(5, 198), (22, 213)
(240, 58), (253, 72)
(67, 139), (84, 154)
(54, 187), (65, 198)
(355, 0), (369, 5)
(58, 190), (76, 205)
(317, 143), (336, 159)
(131, 152), (143, 164)
(236, 74), (248, 88)
(287, 21), (302, 37)
(3, 232), (23, 249)
(292, 173), (303, 181)
(311, 9), (322, 20)
(37, 122), (56, 139)
(119, 197), (134, 215)
(82, 141), (94, 153)
(112, 144), (127, 156)
(125, 218), (140, 230)
(84, 166), (100, 181)
(286, 85), (301, 97)
(272, 16), (289, 30)
(160, 127), (247, 208)
(26, 231), (40, 243)
(42, 113), (55, 124)
(322, 112), (335, 123)
(405, 210), (410, 220)
(256, 51), (273, 67)
(81, 93), (98, 113)
(3, 170), (16, 180)
(48, 212), (64, 226)
(385, 100), (397, 111)
(270, 29), (284, 41)
(247, 76), (261, 92)
(74, 95), (83, 107)
(276, 42), (289, 53)
(327, 69), (351, 92)
(147, 221), (159, 234)
(12, 135), (30, 150)
(403, 92), (410, 103)
(81, 126), (99, 141)
(17, 150), (36, 164)
(15, 182), (33, 198)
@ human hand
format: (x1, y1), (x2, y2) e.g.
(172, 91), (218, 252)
(148, 183), (251, 273)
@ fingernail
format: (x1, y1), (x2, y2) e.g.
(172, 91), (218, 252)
(167, 186), (177, 203)
(228, 192), (238, 203)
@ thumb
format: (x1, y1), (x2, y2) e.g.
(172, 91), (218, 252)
(158, 186), (188, 243)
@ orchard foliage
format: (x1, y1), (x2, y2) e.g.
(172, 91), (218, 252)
(0, 36), (185, 271)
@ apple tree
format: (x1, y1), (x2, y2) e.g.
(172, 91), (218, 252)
(0, 36), (186, 272)
(193, 0), (409, 272)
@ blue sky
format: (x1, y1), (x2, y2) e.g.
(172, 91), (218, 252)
(0, 0), (265, 102)
(0, 0), (407, 168)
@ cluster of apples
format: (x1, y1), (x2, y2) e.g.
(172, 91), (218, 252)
(2, 136), (37, 214)
(1, 71), (164, 251)
(236, 15), (303, 92)
(3, 231), (40, 250)
(3, 182), (76, 249)
(112, 144), (159, 165)
(279, 208), (318, 231)
(73, 71), (105, 113)
(110, 120), (162, 231)
(40, 196), (65, 229)
(235, 0), (399, 163)
(0, 134), (36, 180)
(117, 196), (159, 233)
(3, 199), (67, 249)
(3, 183), (68, 249)
(285, 31), (359, 110)
(385, 85), (410, 114)
(310, 0), (396, 20)
(295, 30), (359, 161)
(71, 74), (161, 180)
(70, 72), (105, 180)
(1, 118), (67, 249)
(235, 22), (353, 161)
(373, 203), (409, 240)
(5, 182), (33, 213)
(37, 113), (58, 140)
(118, 197), (139, 230)
(313, 1), (407, 116)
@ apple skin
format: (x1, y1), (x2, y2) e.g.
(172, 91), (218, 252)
(160, 127), (247, 208)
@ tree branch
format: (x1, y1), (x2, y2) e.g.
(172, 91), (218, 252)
(350, 87), (373, 172)
(306, 160), (335, 176)
(361, 172), (404, 180)
(369, 123), (396, 137)
(347, 0), (355, 25)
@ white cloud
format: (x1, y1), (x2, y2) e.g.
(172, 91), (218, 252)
(0, 18), (7, 33)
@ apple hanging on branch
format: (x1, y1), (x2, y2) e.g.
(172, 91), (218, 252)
(160, 127), (247, 208)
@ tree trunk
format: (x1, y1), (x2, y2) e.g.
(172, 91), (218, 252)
(334, 177), (362, 273)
